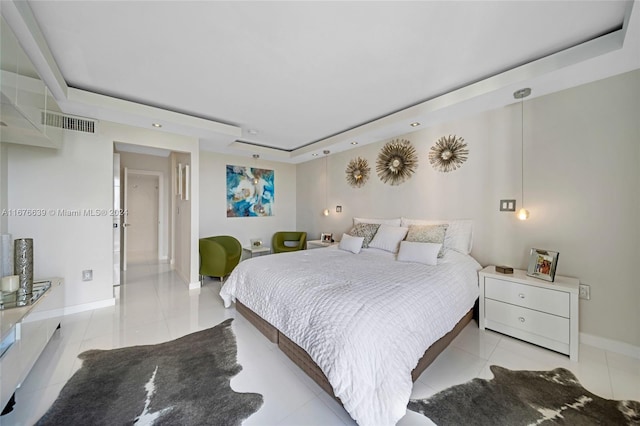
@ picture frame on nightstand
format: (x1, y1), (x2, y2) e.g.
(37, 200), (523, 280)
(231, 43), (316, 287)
(527, 248), (559, 282)
(320, 233), (333, 243)
(249, 238), (263, 249)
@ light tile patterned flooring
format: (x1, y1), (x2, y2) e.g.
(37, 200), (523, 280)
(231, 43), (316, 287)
(3, 263), (639, 425)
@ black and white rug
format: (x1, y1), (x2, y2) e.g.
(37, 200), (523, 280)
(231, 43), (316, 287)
(409, 365), (640, 425)
(37, 318), (263, 426)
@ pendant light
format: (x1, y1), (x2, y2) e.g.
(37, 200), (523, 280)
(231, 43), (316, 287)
(323, 150), (330, 216)
(514, 88), (531, 221)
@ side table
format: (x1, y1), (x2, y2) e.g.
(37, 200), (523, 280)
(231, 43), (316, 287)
(243, 246), (271, 259)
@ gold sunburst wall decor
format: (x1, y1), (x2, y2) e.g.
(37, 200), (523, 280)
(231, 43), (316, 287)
(376, 138), (418, 186)
(428, 134), (469, 173)
(345, 157), (371, 188)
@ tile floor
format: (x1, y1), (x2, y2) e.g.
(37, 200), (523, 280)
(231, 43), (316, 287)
(2, 263), (639, 426)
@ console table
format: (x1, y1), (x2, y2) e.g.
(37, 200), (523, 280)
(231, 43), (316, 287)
(1, 278), (64, 414)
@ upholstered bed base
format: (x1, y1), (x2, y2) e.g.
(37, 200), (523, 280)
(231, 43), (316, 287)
(236, 300), (473, 400)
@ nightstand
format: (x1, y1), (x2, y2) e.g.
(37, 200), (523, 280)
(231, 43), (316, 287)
(242, 246), (270, 259)
(307, 240), (338, 249)
(478, 266), (579, 361)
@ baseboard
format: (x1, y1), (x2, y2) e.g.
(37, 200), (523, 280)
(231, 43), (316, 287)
(189, 280), (201, 290)
(63, 298), (116, 316)
(580, 332), (640, 359)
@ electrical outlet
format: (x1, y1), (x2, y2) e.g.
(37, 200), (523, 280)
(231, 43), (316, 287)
(82, 269), (93, 281)
(579, 284), (590, 300)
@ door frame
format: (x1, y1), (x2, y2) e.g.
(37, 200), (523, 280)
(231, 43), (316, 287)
(123, 168), (165, 267)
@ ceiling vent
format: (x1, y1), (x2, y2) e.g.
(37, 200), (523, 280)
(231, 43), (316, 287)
(41, 111), (97, 133)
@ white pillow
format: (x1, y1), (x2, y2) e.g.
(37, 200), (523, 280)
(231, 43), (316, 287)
(400, 218), (473, 254)
(353, 217), (402, 227)
(368, 225), (409, 253)
(338, 233), (364, 254)
(397, 241), (441, 266)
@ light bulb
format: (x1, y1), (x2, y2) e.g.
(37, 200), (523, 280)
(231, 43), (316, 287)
(517, 208), (530, 221)
(323, 209), (330, 216)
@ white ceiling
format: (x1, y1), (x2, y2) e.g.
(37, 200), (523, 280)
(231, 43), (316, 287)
(10, 1), (640, 162)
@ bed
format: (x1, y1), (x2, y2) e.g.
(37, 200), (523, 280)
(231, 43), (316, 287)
(220, 220), (481, 426)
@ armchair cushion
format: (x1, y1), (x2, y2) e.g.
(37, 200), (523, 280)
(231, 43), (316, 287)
(272, 231), (307, 254)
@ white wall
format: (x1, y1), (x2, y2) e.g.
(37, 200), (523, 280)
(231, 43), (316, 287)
(7, 129), (114, 306)
(199, 151), (297, 251)
(297, 70), (640, 348)
(0, 144), (8, 233)
(6, 121), (200, 310)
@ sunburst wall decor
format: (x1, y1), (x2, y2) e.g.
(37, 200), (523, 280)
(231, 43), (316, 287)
(428, 135), (468, 173)
(345, 157), (371, 188)
(376, 139), (418, 186)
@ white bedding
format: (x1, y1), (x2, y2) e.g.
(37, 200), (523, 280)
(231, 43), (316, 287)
(220, 246), (481, 426)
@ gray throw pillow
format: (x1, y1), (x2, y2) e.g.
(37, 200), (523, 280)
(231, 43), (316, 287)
(348, 223), (381, 248)
(405, 224), (448, 257)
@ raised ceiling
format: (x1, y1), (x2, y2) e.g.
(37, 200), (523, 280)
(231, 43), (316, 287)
(12, 1), (640, 162)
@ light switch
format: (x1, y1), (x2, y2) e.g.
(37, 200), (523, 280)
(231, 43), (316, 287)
(500, 199), (516, 212)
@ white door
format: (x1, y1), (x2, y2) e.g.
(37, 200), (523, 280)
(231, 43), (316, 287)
(125, 173), (159, 264)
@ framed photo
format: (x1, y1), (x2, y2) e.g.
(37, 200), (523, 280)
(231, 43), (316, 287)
(320, 233), (333, 243)
(250, 238), (263, 249)
(527, 248), (559, 282)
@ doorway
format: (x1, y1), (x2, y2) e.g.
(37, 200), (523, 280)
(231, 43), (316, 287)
(123, 169), (164, 268)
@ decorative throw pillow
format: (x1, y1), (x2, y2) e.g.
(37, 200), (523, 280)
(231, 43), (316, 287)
(348, 223), (380, 248)
(338, 233), (365, 254)
(368, 225), (409, 253)
(353, 217), (402, 227)
(397, 241), (442, 266)
(406, 224), (448, 258)
(401, 218), (473, 254)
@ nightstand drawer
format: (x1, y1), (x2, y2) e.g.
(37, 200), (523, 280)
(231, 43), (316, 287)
(485, 277), (570, 317)
(485, 299), (570, 344)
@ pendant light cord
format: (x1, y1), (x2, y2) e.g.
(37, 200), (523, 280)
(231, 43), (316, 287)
(323, 150), (330, 213)
(521, 97), (525, 208)
(325, 154), (328, 208)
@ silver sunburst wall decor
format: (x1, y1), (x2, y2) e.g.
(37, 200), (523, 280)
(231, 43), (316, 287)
(428, 134), (469, 173)
(345, 157), (371, 188)
(376, 139), (418, 186)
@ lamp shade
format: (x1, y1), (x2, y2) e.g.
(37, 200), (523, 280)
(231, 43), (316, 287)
(517, 208), (530, 221)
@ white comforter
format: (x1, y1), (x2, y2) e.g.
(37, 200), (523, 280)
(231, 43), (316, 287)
(220, 247), (480, 426)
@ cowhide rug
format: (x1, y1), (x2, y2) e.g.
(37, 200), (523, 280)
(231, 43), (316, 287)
(409, 365), (639, 425)
(37, 318), (263, 426)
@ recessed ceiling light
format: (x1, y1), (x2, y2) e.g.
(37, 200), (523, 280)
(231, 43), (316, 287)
(248, 129), (259, 135)
(410, 122), (420, 127)
(312, 153), (319, 157)
(152, 123), (162, 128)
(350, 141), (358, 145)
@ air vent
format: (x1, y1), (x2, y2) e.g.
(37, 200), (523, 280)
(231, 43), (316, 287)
(41, 111), (96, 133)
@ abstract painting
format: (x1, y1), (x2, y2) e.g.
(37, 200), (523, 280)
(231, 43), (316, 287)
(226, 165), (274, 217)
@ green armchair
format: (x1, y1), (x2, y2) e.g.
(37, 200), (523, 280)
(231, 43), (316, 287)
(272, 231), (307, 254)
(199, 235), (242, 282)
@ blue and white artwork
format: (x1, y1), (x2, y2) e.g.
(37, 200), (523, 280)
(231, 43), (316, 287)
(226, 165), (274, 217)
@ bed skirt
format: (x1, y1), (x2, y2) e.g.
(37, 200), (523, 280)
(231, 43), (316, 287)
(236, 300), (473, 400)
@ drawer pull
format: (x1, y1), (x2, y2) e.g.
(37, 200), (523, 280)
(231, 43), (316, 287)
(518, 316), (525, 323)
(518, 293), (525, 299)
